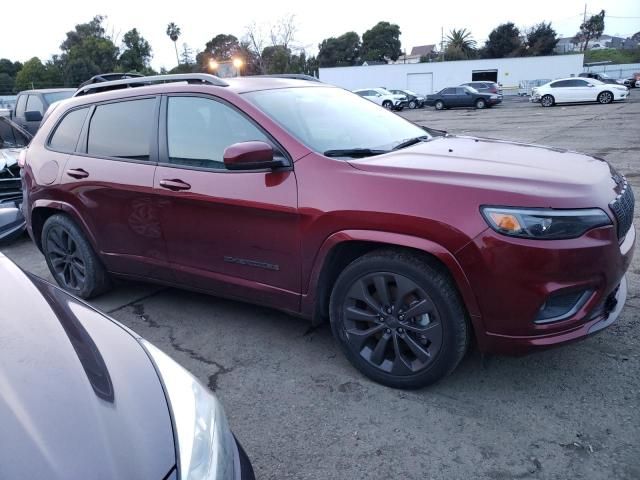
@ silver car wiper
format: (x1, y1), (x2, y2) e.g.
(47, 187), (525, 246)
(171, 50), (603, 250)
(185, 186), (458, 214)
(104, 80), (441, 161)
(323, 148), (388, 158)
(392, 135), (431, 151)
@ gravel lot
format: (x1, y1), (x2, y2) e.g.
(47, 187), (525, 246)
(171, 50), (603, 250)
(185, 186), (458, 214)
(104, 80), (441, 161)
(2, 94), (639, 480)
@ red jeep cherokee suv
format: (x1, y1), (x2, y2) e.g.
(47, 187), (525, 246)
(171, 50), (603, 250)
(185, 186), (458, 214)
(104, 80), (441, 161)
(22, 74), (635, 388)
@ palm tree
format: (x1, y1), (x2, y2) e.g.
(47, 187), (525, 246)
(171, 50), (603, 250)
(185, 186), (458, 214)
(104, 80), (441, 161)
(166, 22), (182, 66)
(446, 28), (477, 58)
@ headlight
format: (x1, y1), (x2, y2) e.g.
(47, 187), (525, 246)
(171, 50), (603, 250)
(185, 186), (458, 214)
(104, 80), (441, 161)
(481, 207), (611, 239)
(490, 95), (498, 99)
(142, 340), (237, 480)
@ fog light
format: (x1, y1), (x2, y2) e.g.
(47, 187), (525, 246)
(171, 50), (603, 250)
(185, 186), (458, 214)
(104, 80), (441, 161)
(534, 290), (592, 324)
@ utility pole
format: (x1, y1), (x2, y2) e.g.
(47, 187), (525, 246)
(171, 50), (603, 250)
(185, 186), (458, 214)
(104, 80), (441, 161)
(583, 3), (587, 23)
(440, 26), (445, 62)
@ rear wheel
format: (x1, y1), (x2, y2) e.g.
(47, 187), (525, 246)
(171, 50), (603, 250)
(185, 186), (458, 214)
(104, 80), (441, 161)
(382, 100), (393, 110)
(541, 94), (554, 107)
(475, 98), (486, 109)
(434, 100), (444, 110)
(329, 250), (469, 389)
(42, 214), (111, 299)
(597, 91), (613, 104)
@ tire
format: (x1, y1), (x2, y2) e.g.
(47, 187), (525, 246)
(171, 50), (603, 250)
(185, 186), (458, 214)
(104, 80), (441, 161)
(42, 214), (111, 299)
(541, 94), (554, 107)
(329, 249), (469, 389)
(434, 100), (444, 110)
(597, 91), (613, 104)
(382, 100), (393, 110)
(409, 100), (417, 109)
(475, 98), (486, 109)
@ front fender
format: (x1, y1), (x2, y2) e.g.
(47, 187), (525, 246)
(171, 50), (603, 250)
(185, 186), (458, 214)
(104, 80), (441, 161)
(302, 229), (482, 326)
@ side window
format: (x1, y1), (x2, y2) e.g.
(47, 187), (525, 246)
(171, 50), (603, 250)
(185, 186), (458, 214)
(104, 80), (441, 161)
(15, 95), (27, 117)
(572, 79), (589, 87)
(442, 88), (454, 94)
(87, 98), (155, 160)
(550, 80), (570, 88)
(166, 96), (271, 170)
(48, 108), (89, 152)
(26, 95), (44, 114)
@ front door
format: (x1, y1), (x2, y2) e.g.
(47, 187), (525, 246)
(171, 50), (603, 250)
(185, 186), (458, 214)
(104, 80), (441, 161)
(155, 95), (300, 311)
(60, 96), (172, 281)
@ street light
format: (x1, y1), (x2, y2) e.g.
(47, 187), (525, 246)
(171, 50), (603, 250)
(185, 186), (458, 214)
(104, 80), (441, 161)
(208, 59), (218, 71)
(232, 57), (243, 76)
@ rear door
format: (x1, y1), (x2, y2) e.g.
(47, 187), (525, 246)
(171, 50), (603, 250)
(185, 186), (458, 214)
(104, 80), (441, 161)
(59, 96), (172, 280)
(154, 94), (300, 310)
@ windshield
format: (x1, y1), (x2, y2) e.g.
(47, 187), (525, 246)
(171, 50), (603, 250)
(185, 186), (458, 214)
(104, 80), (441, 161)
(244, 87), (430, 155)
(405, 90), (418, 95)
(43, 91), (74, 104)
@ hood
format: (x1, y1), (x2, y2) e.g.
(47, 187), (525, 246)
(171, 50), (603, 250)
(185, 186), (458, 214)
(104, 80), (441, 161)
(0, 256), (175, 480)
(347, 135), (619, 208)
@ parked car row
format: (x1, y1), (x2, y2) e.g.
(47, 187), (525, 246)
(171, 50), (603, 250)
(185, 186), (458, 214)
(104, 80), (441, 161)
(425, 85), (502, 110)
(531, 77), (630, 106)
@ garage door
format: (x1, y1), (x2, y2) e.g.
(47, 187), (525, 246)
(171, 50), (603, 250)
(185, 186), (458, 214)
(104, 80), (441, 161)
(406, 73), (433, 95)
(472, 70), (498, 82)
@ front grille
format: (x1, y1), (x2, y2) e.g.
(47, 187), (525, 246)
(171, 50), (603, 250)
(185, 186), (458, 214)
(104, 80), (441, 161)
(609, 177), (634, 240)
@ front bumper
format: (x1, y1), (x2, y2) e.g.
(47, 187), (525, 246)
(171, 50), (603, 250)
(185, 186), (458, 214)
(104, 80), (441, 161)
(456, 224), (635, 355)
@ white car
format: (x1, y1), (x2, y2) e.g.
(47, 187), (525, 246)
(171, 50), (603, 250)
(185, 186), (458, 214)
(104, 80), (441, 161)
(531, 77), (629, 107)
(353, 88), (407, 110)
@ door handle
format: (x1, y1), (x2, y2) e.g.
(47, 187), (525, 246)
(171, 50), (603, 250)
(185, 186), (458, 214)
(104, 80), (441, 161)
(159, 179), (191, 191)
(66, 168), (89, 179)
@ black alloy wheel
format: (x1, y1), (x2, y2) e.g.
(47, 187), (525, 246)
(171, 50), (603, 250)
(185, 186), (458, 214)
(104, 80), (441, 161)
(42, 214), (111, 298)
(329, 250), (469, 389)
(340, 271), (443, 375)
(46, 225), (86, 290)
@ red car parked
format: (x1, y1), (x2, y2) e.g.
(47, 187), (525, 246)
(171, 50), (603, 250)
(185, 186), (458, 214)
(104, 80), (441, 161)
(22, 74), (635, 388)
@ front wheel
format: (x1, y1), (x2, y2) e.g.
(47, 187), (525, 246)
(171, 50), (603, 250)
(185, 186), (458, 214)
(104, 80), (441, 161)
(382, 100), (393, 110)
(434, 100), (444, 110)
(541, 94), (554, 107)
(597, 91), (613, 104)
(329, 250), (469, 389)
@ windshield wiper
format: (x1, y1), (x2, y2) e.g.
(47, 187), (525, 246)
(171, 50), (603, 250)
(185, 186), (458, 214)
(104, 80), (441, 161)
(323, 148), (388, 158)
(392, 135), (431, 151)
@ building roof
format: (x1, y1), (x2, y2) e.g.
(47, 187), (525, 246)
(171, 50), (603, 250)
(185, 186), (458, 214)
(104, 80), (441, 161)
(410, 45), (436, 56)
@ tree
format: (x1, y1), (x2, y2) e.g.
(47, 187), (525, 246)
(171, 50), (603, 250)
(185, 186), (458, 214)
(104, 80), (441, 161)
(14, 57), (48, 90)
(119, 28), (152, 72)
(483, 23), (522, 58)
(575, 10), (605, 52)
(262, 45), (291, 74)
(525, 22), (558, 56)
(166, 22), (181, 65)
(0, 73), (14, 94)
(244, 16), (300, 74)
(445, 28), (476, 58)
(361, 22), (402, 62)
(180, 44), (194, 65)
(59, 16), (118, 85)
(633, 31), (640, 42)
(0, 58), (23, 93)
(318, 32), (361, 67)
(196, 34), (241, 71)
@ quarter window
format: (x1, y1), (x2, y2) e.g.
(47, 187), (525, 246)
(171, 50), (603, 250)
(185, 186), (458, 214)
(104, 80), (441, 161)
(166, 96), (270, 170)
(49, 108), (89, 152)
(87, 98), (155, 161)
(26, 95), (44, 114)
(15, 95), (27, 117)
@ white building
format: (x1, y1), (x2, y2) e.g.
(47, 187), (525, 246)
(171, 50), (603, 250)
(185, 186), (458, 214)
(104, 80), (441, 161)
(319, 54), (585, 95)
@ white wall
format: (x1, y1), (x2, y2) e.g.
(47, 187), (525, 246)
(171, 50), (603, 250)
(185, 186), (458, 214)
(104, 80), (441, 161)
(319, 54), (584, 95)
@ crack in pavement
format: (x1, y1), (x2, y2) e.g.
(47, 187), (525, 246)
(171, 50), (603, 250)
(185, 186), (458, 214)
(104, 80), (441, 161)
(132, 302), (234, 391)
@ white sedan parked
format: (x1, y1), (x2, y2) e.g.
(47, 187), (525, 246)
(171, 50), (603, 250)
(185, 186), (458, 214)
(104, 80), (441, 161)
(531, 77), (629, 107)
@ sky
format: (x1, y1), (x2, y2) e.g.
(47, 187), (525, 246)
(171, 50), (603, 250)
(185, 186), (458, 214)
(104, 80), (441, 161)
(1, 0), (638, 71)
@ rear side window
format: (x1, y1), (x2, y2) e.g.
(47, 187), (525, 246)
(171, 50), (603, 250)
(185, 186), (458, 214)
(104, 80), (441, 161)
(441, 88), (455, 94)
(15, 95), (27, 117)
(87, 98), (155, 161)
(48, 108), (88, 152)
(550, 80), (571, 88)
(26, 95), (44, 114)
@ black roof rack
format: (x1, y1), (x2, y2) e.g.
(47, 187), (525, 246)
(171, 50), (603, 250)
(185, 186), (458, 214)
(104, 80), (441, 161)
(78, 72), (145, 89)
(73, 73), (229, 97)
(251, 74), (321, 82)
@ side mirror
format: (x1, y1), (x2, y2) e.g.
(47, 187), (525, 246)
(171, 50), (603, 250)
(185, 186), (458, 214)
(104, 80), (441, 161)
(223, 141), (286, 171)
(24, 111), (43, 122)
